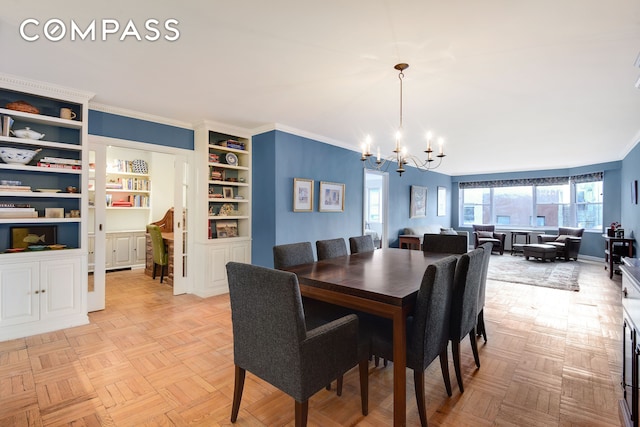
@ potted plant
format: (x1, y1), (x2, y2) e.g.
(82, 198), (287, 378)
(609, 222), (622, 237)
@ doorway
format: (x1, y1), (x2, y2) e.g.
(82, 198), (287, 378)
(87, 136), (190, 311)
(363, 169), (389, 249)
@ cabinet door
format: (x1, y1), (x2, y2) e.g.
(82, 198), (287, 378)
(105, 235), (114, 269)
(113, 234), (134, 267)
(229, 241), (250, 263)
(0, 262), (40, 327)
(132, 233), (147, 265)
(40, 258), (82, 320)
(206, 246), (230, 290)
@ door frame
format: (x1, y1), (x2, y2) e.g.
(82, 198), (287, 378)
(87, 135), (193, 311)
(363, 169), (389, 249)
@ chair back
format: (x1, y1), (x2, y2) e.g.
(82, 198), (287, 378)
(558, 227), (584, 238)
(226, 262), (308, 395)
(349, 235), (375, 254)
(273, 242), (315, 269)
(450, 248), (485, 341)
(472, 224), (495, 233)
(422, 233), (467, 254)
(477, 243), (492, 314)
(316, 238), (348, 260)
(410, 256), (458, 367)
(146, 224), (167, 266)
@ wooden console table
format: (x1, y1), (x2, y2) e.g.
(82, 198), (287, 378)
(603, 234), (634, 279)
(398, 234), (421, 250)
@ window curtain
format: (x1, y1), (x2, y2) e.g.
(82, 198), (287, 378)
(459, 172), (602, 189)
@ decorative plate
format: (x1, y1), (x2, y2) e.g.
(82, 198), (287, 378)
(5, 247), (26, 253)
(48, 244), (67, 250)
(27, 245), (47, 251)
(225, 152), (238, 166)
(35, 188), (61, 193)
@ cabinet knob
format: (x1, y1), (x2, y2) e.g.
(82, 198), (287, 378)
(34, 290), (39, 294)
(41, 289), (46, 293)
(623, 287), (628, 298)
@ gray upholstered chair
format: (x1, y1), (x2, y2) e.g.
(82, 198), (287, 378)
(476, 242), (492, 343)
(273, 242), (315, 269)
(537, 227), (584, 261)
(349, 235), (375, 254)
(449, 247), (485, 393)
(472, 224), (506, 255)
(316, 238), (348, 260)
(422, 233), (468, 254)
(226, 262), (368, 426)
(368, 256), (458, 427)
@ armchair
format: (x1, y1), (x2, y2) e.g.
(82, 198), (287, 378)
(472, 225), (506, 255)
(537, 227), (584, 261)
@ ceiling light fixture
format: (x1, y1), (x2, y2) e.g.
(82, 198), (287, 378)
(360, 63), (446, 176)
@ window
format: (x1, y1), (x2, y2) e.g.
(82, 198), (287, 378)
(458, 173), (603, 230)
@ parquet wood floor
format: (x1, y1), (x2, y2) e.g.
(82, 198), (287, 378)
(0, 259), (624, 426)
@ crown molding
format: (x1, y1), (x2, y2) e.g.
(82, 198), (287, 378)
(194, 119), (252, 139)
(251, 123), (359, 153)
(0, 73), (94, 102)
(89, 102), (193, 130)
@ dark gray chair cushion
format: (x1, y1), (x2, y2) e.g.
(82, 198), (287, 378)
(273, 242), (315, 269)
(349, 235), (375, 254)
(316, 238), (348, 260)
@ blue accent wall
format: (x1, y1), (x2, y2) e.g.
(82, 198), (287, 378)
(251, 130), (454, 267)
(88, 110), (194, 150)
(621, 141), (640, 255)
(451, 162), (622, 258)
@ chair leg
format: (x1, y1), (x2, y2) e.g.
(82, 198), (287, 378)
(451, 340), (464, 393)
(469, 329), (481, 368)
(230, 365), (245, 422)
(336, 375), (343, 396)
(439, 349), (452, 397)
(294, 400), (308, 427)
(359, 359), (369, 415)
(152, 263), (157, 279)
(477, 310), (487, 342)
(160, 264), (165, 284)
(413, 369), (427, 427)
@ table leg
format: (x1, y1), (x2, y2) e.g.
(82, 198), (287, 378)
(392, 306), (409, 426)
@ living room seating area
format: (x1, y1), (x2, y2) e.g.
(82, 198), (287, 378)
(536, 226), (584, 261)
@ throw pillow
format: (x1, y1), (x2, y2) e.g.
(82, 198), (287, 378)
(477, 231), (493, 239)
(555, 234), (570, 242)
(440, 227), (458, 235)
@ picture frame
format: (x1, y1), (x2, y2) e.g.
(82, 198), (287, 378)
(293, 178), (314, 212)
(215, 220), (238, 238)
(437, 186), (446, 217)
(45, 207), (64, 218)
(319, 181), (345, 212)
(223, 187), (234, 199)
(632, 180), (638, 205)
(10, 225), (57, 248)
(410, 185), (427, 218)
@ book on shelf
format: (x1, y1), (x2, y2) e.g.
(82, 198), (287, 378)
(1, 116), (14, 137)
(0, 202), (31, 208)
(37, 162), (81, 170)
(0, 207), (35, 212)
(40, 156), (82, 166)
(0, 185), (31, 191)
(217, 139), (245, 150)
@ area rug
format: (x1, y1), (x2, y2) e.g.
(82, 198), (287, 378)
(486, 255), (580, 291)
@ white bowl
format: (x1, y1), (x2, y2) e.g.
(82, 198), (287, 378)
(0, 147), (41, 165)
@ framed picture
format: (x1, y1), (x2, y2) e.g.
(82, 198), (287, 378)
(437, 186), (446, 217)
(293, 178), (314, 212)
(215, 220), (238, 238)
(410, 185), (427, 218)
(632, 180), (638, 205)
(319, 181), (345, 212)
(45, 208), (64, 218)
(223, 187), (234, 199)
(10, 225), (57, 248)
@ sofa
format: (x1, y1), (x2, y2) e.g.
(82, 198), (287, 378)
(537, 227), (584, 261)
(401, 226), (469, 253)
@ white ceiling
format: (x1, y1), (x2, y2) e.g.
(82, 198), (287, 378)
(1, 0), (639, 176)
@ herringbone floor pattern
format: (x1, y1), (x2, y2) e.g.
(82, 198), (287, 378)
(0, 259), (624, 426)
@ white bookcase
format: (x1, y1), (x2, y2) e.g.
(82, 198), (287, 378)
(193, 121), (251, 297)
(0, 74), (93, 340)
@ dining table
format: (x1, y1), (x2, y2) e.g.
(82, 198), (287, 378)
(285, 248), (452, 427)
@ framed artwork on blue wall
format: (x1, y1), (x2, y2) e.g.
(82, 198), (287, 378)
(293, 178), (314, 212)
(410, 185), (427, 218)
(632, 180), (638, 205)
(319, 181), (344, 212)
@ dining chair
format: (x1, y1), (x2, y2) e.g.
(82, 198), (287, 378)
(316, 238), (348, 260)
(273, 241), (315, 269)
(349, 235), (375, 254)
(146, 224), (168, 283)
(226, 262), (368, 426)
(449, 247), (485, 393)
(367, 256), (458, 427)
(476, 242), (492, 342)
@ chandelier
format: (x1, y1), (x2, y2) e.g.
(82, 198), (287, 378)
(360, 63), (446, 176)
